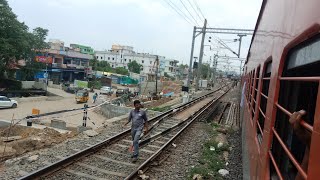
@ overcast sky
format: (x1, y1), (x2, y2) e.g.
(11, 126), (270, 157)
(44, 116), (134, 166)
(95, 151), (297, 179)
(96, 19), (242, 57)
(7, 0), (261, 71)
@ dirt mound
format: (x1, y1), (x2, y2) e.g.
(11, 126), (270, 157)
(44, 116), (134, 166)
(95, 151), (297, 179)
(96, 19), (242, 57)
(0, 126), (75, 162)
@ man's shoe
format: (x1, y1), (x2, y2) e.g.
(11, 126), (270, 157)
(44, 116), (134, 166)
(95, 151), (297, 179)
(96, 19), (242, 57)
(132, 157), (138, 163)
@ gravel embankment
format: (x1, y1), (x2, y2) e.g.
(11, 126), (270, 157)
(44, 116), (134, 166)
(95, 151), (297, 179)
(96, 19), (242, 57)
(225, 130), (242, 179)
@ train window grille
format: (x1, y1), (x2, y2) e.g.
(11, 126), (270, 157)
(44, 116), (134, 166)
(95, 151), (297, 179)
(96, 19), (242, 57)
(250, 70), (256, 123)
(256, 61), (272, 144)
(246, 72), (251, 102)
(245, 72), (250, 105)
(245, 71), (254, 120)
(252, 66), (261, 124)
(269, 35), (320, 180)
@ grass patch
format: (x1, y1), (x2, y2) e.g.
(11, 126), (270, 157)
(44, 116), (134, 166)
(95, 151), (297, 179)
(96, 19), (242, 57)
(188, 123), (228, 180)
(150, 106), (171, 112)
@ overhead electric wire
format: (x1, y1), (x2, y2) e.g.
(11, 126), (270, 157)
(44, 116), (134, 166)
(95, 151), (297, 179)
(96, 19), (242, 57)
(162, 0), (193, 25)
(186, 0), (203, 23)
(178, 0), (200, 26)
(190, 0), (239, 57)
(192, 0), (206, 19)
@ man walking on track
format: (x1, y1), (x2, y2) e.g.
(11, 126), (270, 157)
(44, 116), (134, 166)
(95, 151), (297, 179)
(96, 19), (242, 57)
(123, 100), (148, 163)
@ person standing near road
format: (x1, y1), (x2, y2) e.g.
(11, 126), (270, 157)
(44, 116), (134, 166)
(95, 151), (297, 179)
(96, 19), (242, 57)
(123, 100), (148, 163)
(93, 93), (98, 103)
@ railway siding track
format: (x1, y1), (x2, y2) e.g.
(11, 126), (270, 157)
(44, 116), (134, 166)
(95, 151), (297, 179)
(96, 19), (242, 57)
(18, 86), (230, 180)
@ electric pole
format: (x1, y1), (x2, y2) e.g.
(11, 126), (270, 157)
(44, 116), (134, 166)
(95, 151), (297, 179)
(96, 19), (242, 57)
(237, 34), (246, 58)
(212, 54), (218, 87)
(195, 19), (207, 91)
(155, 56), (159, 94)
(187, 26), (196, 90)
(207, 57), (211, 81)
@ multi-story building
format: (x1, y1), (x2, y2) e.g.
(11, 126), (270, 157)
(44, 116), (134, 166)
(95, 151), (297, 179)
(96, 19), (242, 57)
(39, 39), (93, 84)
(163, 59), (179, 77)
(70, 44), (95, 55)
(95, 45), (166, 81)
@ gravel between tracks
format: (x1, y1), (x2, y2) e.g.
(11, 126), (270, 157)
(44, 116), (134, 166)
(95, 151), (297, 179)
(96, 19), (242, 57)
(145, 122), (210, 180)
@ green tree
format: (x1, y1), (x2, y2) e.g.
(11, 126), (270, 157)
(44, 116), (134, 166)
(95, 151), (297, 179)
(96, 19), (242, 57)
(0, 0), (48, 80)
(200, 64), (210, 79)
(115, 67), (129, 75)
(90, 60), (113, 72)
(128, 60), (142, 74)
(19, 27), (49, 80)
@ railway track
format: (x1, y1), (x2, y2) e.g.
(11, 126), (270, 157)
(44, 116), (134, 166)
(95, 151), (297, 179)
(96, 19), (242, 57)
(19, 86), (230, 180)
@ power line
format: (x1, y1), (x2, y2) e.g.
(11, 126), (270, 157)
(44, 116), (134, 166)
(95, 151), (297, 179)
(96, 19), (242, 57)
(178, 0), (200, 26)
(187, 0), (203, 23)
(192, 0), (206, 19)
(191, 0), (235, 55)
(162, 0), (193, 25)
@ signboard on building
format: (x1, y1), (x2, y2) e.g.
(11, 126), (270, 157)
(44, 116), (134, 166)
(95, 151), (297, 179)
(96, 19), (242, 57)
(74, 80), (88, 88)
(35, 56), (53, 63)
(35, 72), (45, 79)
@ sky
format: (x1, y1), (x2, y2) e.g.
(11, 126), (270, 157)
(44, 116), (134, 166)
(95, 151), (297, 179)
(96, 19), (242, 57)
(7, 0), (262, 72)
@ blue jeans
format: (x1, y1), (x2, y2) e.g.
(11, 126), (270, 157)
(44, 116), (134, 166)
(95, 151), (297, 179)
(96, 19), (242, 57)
(131, 129), (142, 157)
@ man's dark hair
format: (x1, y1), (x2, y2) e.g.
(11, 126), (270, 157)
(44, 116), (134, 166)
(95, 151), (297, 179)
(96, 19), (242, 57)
(133, 100), (141, 105)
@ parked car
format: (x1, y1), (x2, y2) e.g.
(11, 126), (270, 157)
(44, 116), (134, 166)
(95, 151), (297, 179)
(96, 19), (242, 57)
(0, 96), (18, 108)
(116, 88), (129, 97)
(100, 86), (113, 95)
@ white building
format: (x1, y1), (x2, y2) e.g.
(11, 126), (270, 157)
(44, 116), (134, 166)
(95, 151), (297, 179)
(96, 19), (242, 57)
(164, 59), (179, 77)
(95, 45), (167, 80)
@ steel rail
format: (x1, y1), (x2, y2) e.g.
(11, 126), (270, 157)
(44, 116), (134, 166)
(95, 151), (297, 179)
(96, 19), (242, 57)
(125, 88), (230, 180)
(18, 87), (227, 180)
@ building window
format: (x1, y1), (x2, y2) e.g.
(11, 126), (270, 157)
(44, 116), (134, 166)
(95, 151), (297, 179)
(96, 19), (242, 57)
(121, 54), (122, 58)
(150, 61), (152, 64)
(129, 59), (131, 62)
(112, 65), (114, 68)
(112, 58), (115, 60)
(100, 57), (103, 60)
(124, 59), (127, 62)
(142, 60), (144, 64)
(96, 56), (98, 59)
(108, 57), (110, 60)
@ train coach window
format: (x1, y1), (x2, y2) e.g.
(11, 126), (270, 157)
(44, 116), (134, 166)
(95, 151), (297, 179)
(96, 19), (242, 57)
(252, 66), (261, 123)
(249, 70), (256, 121)
(256, 61), (271, 144)
(270, 36), (319, 179)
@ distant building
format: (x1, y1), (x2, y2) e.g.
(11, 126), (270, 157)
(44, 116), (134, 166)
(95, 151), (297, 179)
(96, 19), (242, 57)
(37, 39), (93, 84)
(164, 59), (179, 77)
(95, 44), (167, 81)
(70, 44), (95, 55)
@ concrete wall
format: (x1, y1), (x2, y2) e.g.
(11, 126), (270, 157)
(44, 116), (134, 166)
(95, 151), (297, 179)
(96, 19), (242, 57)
(48, 81), (62, 89)
(21, 81), (35, 89)
(21, 81), (45, 90)
(34, 82), (46, 90)
(100, 103), (161, 119)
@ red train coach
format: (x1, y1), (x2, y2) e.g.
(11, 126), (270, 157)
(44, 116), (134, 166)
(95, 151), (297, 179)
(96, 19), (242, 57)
(242, 0), (320, 179)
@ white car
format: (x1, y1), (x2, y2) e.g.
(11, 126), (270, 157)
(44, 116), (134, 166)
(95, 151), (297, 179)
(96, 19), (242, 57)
(100, 86), (113, 95)
(0, 96), (18, 108)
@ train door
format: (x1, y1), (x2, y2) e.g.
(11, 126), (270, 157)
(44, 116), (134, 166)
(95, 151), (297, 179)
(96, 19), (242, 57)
(269, 34), (320, 179)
